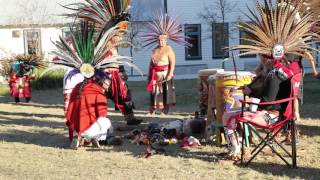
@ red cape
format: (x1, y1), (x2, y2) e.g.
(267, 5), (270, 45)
(66, 80), (108, 140)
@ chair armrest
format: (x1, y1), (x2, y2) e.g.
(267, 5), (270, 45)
(239, 97), (294, 106)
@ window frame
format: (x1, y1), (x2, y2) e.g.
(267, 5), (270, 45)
(184, 24), (202, 60)
(23, 29), (42, 56)
(239, 29), (256, 58)
(212, 23), (229, 59)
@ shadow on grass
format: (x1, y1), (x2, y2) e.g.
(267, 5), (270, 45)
(298, 124), (320, 137)
(0, 96), (64, 109)
(0, 115), (65, 129)
(0, 129), (69, 148)
(243, 162), (320, 180)
(89, 141), (220, 163)
(0, 110), (65, 119)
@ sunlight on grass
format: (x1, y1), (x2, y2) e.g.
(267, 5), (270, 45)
(0, 77), (319, 179)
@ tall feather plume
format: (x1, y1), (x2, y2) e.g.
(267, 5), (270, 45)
(15, 54), (47, 69)
(62, 0), (131, 45)
(303, 0), (320, 34)
(230, 0), (320, 59)
(50, 21), (142, 76)
(141, 11), (191, 48)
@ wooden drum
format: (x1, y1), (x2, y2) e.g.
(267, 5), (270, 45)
(198, 69), (224, 115)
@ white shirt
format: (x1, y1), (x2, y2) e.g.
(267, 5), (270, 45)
(63, 67), (84, 94)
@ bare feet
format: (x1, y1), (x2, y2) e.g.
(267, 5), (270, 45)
(146, 111), (155, 116)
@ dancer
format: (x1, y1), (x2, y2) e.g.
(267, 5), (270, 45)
(9, 55), (45, 103)
(142, 12), (190, 115)
(50, 20), (141, 148)
(64, 0), (143, 125)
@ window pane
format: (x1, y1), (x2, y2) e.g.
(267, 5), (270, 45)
(213, 23), (229, 58)
(240, 30), (256, 58)
(24, 30), (41, 55)
(185, 24), (201, 60)
(187, 35), (200, 57)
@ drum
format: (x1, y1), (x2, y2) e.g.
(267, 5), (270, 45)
(214, 71), (253, 145)
(206, 75), (217, 127)
(198, 69), (224, 115)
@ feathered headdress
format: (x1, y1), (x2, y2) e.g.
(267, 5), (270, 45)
(305, 0), (320, 16)
(63, 0), (131, 44)
(304, 0), (320, 33)
(230, 0), (319, 59)
(47, 21), (141, 79)
(141, 11), (191, 48)
(14, 54), (47, 69)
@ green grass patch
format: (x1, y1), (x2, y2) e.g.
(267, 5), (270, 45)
(0, 84), (9, 96)
(31, 69), (64, 90)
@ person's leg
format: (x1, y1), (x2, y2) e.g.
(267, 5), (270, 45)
(222, 111), (241, 156)
(25, 97), (31, 103)
(81, 117), (113, 147)
(14, 97), (20, 103)
(121, 87), (142, 125)
(263, 74), (283, 102)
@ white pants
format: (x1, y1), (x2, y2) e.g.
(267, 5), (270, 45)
(81, 117), (113, 141)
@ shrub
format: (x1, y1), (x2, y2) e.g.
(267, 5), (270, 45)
(31, 69), (64, 90)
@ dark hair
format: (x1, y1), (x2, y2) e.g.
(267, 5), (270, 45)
(94, 70), (112, 85)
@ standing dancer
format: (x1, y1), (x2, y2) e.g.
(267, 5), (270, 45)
(9, 55), (45, 103)
(141, 12), (190, 115)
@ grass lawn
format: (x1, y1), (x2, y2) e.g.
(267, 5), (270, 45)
(0, 76), (319, 179)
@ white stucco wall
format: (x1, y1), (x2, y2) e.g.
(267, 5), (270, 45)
(0, 28), (63, 59)
(0, 29), (24, 55)
(127, 0), (260, 79)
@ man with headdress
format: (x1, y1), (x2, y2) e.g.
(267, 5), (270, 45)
(142, 12), (191, 115)
(66, 70), (113, 149)
(223, 0), (319, 159)
(49, 18), (141, 148)
(64, 0), (143, 125)
(9, 55), (44, 103)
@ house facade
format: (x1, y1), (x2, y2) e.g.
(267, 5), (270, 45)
(128, 0), (260, 78)
(0, 0), (318, 80)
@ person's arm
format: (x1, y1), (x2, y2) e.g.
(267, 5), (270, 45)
(166, 46), (176, 81)
(305, 51), (319, 78)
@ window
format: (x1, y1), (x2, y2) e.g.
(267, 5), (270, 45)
(23, 29), (42, 55)
(185, 24), (202, 60)
(239, 30), (256, 58)
(212, 23), (229, 58)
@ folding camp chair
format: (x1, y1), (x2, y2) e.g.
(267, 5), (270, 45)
(237, 73), (302, 168)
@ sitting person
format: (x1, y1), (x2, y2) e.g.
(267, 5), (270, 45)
(66, 70), (116, 149)
(222, 55), (300, 159)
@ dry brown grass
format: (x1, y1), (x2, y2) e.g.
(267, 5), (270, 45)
(0, 78), (319, 180)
